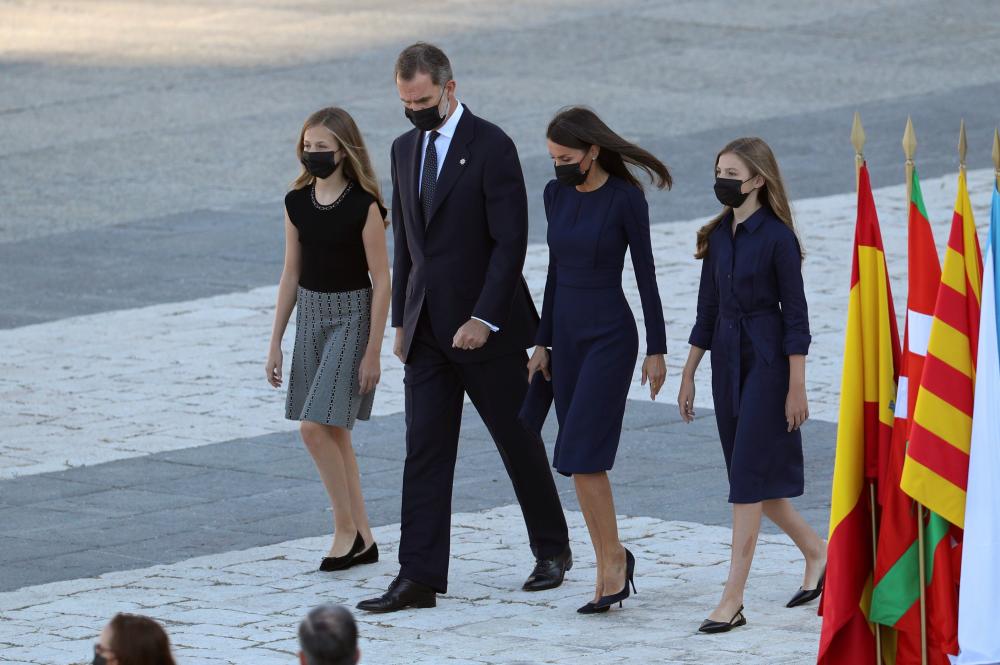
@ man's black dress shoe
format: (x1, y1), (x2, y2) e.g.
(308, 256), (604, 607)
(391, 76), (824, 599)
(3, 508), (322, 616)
(522, 546), (573, 591)
(356, 577), (437, 613)
(786, 568), (825, 608)
(698, 605), (747, 633)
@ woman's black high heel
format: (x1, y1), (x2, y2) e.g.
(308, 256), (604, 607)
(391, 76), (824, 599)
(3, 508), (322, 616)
(319, 532), (363, 571)
(593, 548), (637, 609)
(698, 605), (747, 633)
(576, 601), (610, 615)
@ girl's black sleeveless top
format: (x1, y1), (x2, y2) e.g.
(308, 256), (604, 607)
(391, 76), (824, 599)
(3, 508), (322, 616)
(284, 181), (386, 293)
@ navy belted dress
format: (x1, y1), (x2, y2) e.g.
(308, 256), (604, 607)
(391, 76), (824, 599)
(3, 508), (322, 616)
(537, 177), (667, 476)
(688, 206), (811, 503)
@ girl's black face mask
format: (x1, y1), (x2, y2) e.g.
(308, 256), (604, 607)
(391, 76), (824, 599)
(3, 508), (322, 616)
(301, 150), (339, 179)
(714, 176), (755, 208)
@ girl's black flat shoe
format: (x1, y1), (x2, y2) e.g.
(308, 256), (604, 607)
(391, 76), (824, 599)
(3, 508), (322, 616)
(351, 541), (379, 566)
(698, 605), (747, 633)
(319, 532), (364, 572)
(786, 568), (825, 608)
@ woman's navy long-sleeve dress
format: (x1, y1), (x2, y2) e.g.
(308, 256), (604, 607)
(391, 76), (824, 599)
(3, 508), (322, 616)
(688, 206), (811, 503)
(537, 177), (667, 476)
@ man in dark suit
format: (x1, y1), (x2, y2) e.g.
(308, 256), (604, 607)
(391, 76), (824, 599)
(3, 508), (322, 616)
(357, 42), (571, 613)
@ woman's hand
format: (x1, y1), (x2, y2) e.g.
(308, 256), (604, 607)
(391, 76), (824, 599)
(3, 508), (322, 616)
(677, 374), (696, 422)
(527, 346), (551, 383)
(359, 350), (381, 395)
(642, 354), (667, 400)
(266, 347), (283, 388)
(785, 382), (809, 432)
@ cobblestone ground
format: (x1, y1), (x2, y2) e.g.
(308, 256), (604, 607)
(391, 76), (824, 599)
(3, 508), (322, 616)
(0, 507), (822, 665)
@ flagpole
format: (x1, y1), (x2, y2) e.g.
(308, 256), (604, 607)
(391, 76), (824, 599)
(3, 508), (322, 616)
(903, 117), (916, 202)
(958, 119), (968, 178)
(853, 111), (884, 665)
(992, 128), (1000, 191)
(853, 112), (866, 191)
(902, 117), (929, 665)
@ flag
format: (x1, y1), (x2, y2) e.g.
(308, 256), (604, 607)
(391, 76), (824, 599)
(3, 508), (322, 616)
(901, 168), (983, 527)
(819, 163), (901, 665)
(871, 167), (949, 664)
(899, 168), (984, 660)
(953, 184), (1000, 665)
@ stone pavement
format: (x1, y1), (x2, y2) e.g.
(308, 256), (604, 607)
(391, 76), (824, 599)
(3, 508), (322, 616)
(0, 506), (822, 665)
(0, 400), (837, 592)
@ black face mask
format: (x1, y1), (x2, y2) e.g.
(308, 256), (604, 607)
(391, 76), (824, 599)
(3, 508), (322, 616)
(301, 150), (339, 179)
(714, 176), (755, 208)
(404, 89), (449, 132)
(554, 154), (594, 187)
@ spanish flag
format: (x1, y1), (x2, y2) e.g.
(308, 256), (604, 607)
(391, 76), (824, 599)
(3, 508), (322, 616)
(818, 163), (901, 665)
(901, 169), (983, 529)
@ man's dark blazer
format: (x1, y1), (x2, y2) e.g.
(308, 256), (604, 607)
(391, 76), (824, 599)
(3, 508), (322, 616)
(389, 105), (539, 364)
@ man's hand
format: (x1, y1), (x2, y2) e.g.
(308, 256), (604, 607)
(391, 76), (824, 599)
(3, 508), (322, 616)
(393, 327), (405, 362)
(452, 318), (491, 350)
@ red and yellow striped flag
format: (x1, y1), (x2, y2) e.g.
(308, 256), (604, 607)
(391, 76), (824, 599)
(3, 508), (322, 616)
(818, 163), (901, 665)
(901, 169), (983, 528)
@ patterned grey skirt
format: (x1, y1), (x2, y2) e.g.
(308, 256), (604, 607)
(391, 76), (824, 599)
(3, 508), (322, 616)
(285, 286), (374, 429)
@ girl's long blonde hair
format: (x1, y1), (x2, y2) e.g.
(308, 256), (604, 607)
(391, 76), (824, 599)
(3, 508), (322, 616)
(695, 137), (801, 260)
(291, 107), (388, 225)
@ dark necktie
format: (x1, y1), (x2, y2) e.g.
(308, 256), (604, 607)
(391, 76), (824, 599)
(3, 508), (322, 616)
(420, 130), (440, 224)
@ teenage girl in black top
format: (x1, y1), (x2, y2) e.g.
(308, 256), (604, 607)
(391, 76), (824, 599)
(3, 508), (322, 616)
(267, 107), (390, 571)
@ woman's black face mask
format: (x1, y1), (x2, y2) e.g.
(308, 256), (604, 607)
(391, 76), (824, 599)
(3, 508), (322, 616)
(554, 152), (595, 187)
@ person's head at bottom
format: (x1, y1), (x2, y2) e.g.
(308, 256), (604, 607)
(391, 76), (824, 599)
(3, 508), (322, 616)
(299, 604), (360, 665)
(93, 613), (176, 665)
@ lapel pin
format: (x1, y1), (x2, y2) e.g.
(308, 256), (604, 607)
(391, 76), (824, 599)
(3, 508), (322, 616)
(459, 158), (466, 165)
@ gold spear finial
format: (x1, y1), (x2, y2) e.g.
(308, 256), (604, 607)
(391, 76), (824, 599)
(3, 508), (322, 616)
(852, 111), (866, 189)
(903, 116), (916, 201)
(958, 119), (968, 173)
(903, 116), (916, 162)
(992, 127), (999, 190)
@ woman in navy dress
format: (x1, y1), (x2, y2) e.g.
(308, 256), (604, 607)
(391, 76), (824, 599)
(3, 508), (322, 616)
(527, 107), (669, 614)
(677, 137), (827, 633)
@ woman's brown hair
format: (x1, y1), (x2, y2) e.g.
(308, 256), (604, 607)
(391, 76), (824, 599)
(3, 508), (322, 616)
(694, 137), (801, 260)
(546, 106), (672, 191)
(108, 613), (176, 665)
(291, 107), (388, 225)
